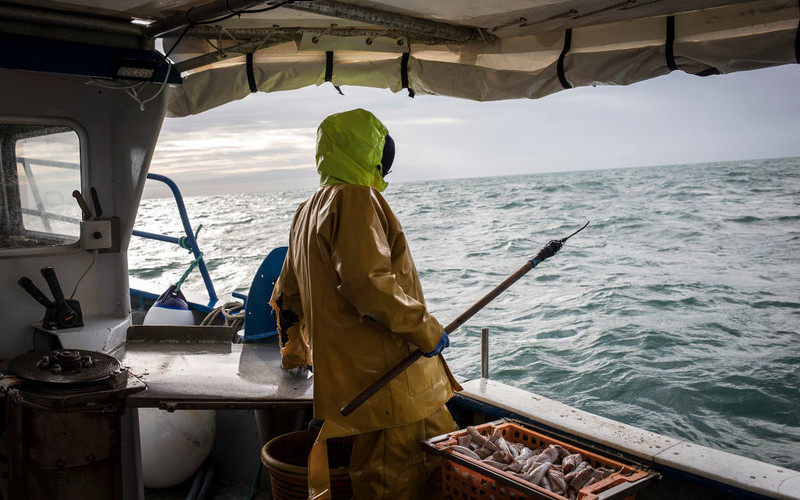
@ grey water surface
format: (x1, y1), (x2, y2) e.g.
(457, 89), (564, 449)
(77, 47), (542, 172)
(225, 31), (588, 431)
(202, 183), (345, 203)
(130, 157), (800, 471)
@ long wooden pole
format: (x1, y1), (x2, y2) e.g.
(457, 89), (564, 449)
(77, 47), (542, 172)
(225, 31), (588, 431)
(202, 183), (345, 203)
(340, 222), (589, 417)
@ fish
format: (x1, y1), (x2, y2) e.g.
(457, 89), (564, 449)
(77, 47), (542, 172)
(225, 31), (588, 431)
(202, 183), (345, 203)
(504, 459), (526, 473)
(467, 426), (499, 452)
(445, 445), (481, 461)
(482, 458), (511, 470)
(515, 446), (533, 462)
(505, 447), (532, 473)
(491, 449), (514, 464)
(440, 424), (633, 500)
(562, 453), (583, 474)
(466, 426), (486, 444)
(547, 468), (568, 495)
(553, 444), (572, 461)
(534, 444), (559, 464)
(524, 461), (551, 485)
(564, 461), (588, 483)
(568, 465), (596, 490)
(489, 426), (505, 443)
(496, 436), (514, 457)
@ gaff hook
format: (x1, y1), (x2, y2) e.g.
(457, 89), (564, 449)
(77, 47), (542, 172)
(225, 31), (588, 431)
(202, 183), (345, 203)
(340, 221), (590, 417)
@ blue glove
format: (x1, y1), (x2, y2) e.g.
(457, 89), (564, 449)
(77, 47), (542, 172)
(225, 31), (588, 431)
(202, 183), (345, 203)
(422, 331), (449, 357)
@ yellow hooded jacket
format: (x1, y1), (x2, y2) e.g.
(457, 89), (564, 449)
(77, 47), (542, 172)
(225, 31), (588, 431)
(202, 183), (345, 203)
(270, 109), (460, 499)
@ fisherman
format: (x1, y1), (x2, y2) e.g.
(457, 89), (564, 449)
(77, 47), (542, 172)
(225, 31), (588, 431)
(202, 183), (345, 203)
(270, 108), (462, 500)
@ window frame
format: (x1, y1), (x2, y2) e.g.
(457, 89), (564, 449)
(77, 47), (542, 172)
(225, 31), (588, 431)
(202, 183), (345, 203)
(0, 117), (87, 257)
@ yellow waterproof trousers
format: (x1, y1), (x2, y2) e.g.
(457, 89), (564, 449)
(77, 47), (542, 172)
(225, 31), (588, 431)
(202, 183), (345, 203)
(348, 405), (457, 500)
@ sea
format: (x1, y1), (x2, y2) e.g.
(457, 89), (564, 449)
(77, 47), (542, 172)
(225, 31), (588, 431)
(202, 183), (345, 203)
(129, 157), (800, 472)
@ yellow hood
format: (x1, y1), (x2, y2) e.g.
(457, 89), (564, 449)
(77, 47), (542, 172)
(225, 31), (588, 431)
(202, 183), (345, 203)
(316, 108), (390, 192)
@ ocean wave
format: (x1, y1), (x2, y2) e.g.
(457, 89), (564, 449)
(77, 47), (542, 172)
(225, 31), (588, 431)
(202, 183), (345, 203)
(726, 215), (764, 223)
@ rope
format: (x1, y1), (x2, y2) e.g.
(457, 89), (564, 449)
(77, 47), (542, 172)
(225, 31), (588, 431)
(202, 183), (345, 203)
(173, 251), (203, 293)
(124, 58), (173, 111)
(2, 386), (120, 413)
(174, 224), (204, 293)
(201, 301), (246, 338)
(178, 224), (204, 251)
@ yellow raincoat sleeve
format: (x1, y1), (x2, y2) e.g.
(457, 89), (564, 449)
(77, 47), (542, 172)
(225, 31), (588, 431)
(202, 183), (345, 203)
(270, 248), (312, 370)
(324, 186), (443, 353)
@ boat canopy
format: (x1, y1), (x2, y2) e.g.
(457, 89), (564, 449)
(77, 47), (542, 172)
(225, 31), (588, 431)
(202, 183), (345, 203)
(3, 0), (799, 116)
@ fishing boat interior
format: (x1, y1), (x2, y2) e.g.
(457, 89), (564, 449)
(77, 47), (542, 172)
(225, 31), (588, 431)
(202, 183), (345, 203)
(0, 0), (798, 499)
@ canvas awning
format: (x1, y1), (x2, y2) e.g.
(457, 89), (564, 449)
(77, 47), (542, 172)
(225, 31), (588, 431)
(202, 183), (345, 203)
(160, 0), (800, 116)
(3, 0), (798, 116)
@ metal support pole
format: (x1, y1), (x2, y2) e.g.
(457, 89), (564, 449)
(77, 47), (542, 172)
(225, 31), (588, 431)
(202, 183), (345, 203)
(481, 328), (489, 379)
(282, 1), (490, 43)
(0, 3), (141, 37)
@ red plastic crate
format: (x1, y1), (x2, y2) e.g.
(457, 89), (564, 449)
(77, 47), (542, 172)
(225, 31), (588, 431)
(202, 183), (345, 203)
(423, 420), (654, 500)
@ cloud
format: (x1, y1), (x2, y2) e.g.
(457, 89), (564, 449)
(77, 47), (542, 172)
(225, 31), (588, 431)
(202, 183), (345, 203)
(394, 117), (462, 125)
(145, 64), (800, 197)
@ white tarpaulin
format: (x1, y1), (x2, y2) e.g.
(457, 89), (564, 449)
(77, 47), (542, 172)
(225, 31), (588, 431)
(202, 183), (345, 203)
(164, 0), (799, 116)
(7, 0), (796, 116)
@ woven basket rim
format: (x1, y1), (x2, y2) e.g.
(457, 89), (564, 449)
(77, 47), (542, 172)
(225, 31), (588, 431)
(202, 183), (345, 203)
(261, 429), (351, 477)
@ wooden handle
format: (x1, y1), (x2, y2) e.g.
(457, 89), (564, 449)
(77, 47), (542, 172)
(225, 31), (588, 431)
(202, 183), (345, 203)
(340, 260), (535, 417)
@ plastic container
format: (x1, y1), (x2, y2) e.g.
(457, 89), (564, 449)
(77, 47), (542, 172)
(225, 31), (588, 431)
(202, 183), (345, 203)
(261, 430), (354, 500)
(422, 420), (654, 500)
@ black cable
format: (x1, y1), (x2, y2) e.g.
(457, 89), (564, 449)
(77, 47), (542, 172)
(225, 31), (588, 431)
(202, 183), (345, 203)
(185, 466), (205, 500)
(241, 0), (300, 14)
(202, 0), (315, 24)
(163, 1), (311, 61)
(795, 0), (800, 64)
(164, 24), (193, 60)
(196, 461), (217, 499)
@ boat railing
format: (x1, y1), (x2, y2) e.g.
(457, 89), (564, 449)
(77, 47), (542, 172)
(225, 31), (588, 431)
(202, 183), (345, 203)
(17, 156), (83, 232)
(132, 173), (218, 307)
(481, 327), (490, 379)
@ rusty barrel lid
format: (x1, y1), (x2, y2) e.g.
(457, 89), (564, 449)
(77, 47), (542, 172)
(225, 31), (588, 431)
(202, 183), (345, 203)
(7, 349), (125, 388)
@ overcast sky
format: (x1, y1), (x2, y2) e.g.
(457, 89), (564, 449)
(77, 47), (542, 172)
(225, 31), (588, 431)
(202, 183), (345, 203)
(144, 64), (800, 198)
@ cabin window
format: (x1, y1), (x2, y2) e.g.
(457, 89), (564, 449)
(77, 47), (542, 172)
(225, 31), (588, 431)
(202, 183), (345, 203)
(0, 124), (82, 249)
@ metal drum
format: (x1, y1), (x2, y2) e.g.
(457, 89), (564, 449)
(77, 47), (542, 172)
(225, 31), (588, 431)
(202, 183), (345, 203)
(2, 349), (143, 500)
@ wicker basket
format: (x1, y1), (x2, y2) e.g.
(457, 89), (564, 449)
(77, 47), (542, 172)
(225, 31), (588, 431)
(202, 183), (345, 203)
(261, 430), (354, 500)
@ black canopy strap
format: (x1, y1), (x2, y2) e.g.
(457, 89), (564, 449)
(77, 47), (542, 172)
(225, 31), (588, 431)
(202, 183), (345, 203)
(245, 52), (258, 93)
(694, 67), (721, 77)
(325, 51), (344, 95)
(795, 0), (800, 64)
(401, 52), (416, 98)
(667, 14), (720, 76)
(557, 29), (573, 89)
(665, 16), (678, 71)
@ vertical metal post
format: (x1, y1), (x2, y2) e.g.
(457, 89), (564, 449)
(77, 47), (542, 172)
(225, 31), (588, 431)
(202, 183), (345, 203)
(481, 327), (489, 379)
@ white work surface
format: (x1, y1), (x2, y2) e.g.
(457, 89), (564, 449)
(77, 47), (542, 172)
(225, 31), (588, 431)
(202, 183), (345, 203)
(112, 325), (313, 410)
